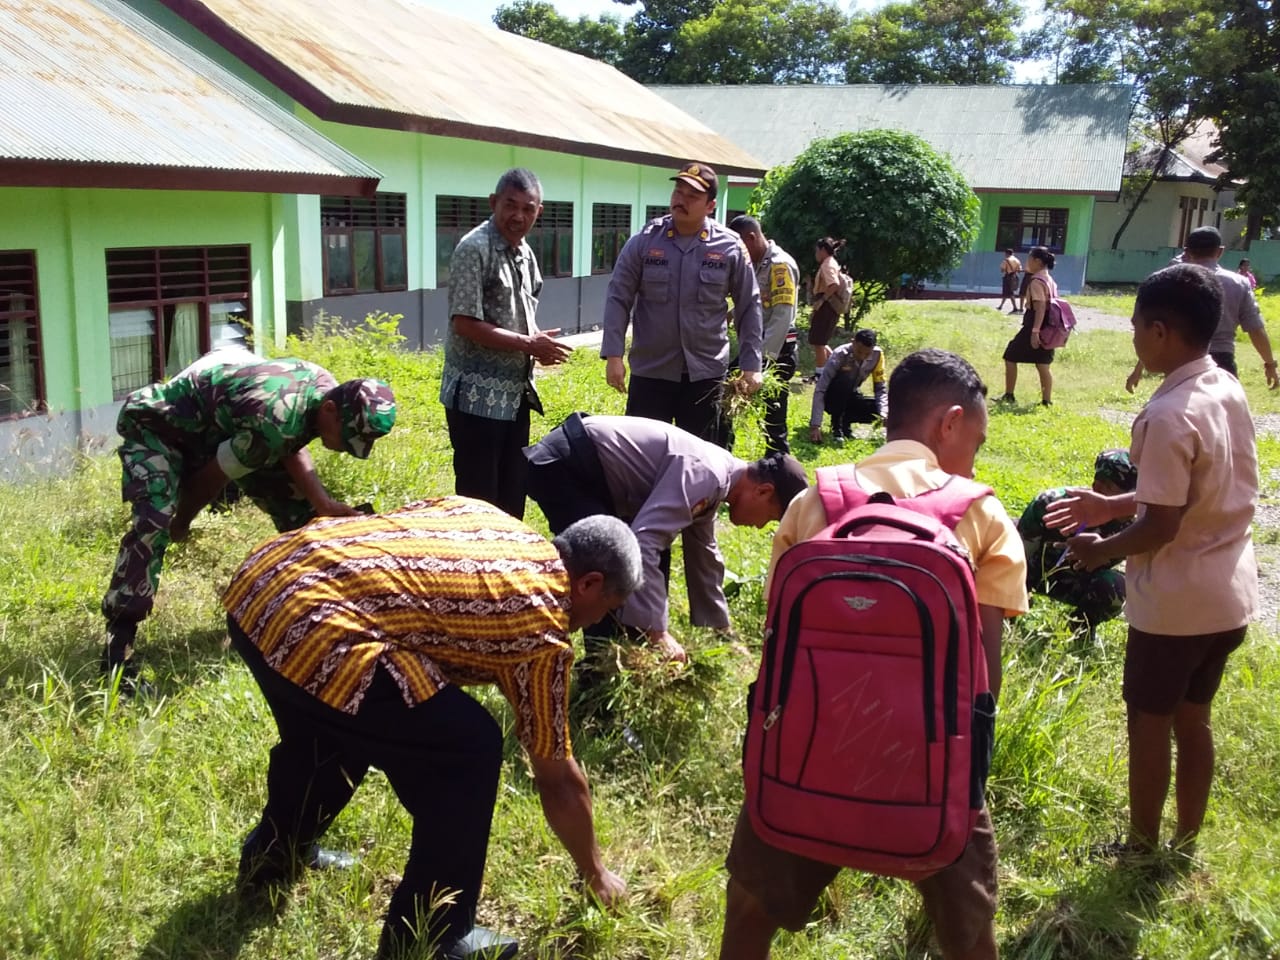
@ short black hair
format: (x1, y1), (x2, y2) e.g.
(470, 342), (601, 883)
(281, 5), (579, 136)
(1135, 263), (1222, 350)
(493, 167), (542, 199)
(885, 348), (987, 434)
(854, 328), (878, 347)
(748, 452), (809, 512)
(1185, 225), (1222, 252)
(729, 215), (761, 236)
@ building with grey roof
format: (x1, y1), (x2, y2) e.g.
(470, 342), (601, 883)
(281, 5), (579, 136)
(653, 83), (1135, 294)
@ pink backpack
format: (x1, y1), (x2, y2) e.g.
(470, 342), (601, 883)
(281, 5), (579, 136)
(743, 465), (995, 880)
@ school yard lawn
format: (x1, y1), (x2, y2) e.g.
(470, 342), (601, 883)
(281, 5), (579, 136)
(1, 297), (1278, 959)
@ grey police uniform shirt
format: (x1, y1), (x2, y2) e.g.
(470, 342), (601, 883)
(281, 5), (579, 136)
(582, 415), (746, 631)
(756, 240), (799, 360)
(601, 215), (765, 381)
(1209, 264), (1264, 355)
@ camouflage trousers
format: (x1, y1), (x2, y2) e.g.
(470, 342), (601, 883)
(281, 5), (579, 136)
(101, 428), (315, 628)
(1038, 565), (1126, 626)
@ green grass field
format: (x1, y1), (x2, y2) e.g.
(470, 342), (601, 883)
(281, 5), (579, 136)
(2, 302), (1279, 959)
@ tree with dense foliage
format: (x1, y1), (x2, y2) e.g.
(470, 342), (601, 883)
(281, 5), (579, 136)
(1032, 0), (1224, 248)
(611, 0), (719, 82)
(840, 0), (1025, 85)
(665, 0), (848, 83)
(754, 131), (980, 321)
(1201, 0), (1280, 240)
(492, 0), (626, 65)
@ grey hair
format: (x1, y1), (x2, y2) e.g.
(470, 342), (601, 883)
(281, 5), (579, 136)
(494, 167), (542, 200)
(553, 515), (642, 598)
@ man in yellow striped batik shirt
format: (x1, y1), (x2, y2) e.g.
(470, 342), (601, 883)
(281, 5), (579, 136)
(223, 496), (641, 960)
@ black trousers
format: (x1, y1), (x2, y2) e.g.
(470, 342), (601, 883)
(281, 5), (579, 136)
(525, 420), (666, 654)
(824, 372), (881, 434)
(230, 621), (502, 956)
(715, 342), (798, 454)
(445, 401), (531, 520)
(626, 373), (725, 446)
(1211, 351), (1238, 377)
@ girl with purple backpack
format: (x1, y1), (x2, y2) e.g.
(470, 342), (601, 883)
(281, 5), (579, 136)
(998, 246), (1058, 406)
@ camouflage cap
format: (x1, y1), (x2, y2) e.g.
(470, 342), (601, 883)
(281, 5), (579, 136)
(1094, 448), (1137, 492)
(330, 378), (396, 459)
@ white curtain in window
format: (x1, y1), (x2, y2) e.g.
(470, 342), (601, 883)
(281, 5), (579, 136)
(165, 302), (201, 378)
(5, 295), (35, 410)
(109, 307), (155, 393)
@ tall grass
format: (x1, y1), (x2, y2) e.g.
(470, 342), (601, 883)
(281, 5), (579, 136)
(0, 305), (1277, 958)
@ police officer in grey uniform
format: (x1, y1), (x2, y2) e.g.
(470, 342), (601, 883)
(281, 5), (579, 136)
(525, 414), (808, 664)
(602, 162), (765, 446)
(727, 215), (800, 454)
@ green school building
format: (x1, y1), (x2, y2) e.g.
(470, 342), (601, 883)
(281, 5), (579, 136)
(0, 0), (763, 475)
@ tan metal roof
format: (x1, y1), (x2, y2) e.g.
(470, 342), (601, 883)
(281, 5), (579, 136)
(159, 0), (767, 176)
(0, 0), (380, 193)
(653, 84), (1134, 196)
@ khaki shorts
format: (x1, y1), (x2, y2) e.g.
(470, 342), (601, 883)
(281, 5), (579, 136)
(1123, 625), (1247, 714)
(725, 805), (998, 956)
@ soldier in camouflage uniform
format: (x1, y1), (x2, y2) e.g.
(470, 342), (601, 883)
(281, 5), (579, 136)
(1018, 449), (1138, 636)
(102, 352), (396, 682)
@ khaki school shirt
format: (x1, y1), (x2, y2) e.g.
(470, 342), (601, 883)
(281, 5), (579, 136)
(1126, 355), (1258, 635)
(813, 255), (840, 296)
(767, 440), (1028, 617)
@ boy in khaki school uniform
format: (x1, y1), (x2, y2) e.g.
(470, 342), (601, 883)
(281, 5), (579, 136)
(1054, 263), (1259, 855)
(718, 349), (1028, 960)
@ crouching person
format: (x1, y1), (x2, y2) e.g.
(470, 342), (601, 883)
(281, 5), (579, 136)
(224, 497), (639, 959)
(719, 349), (1028, 960)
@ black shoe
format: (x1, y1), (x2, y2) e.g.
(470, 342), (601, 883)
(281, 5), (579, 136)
(1040, 399), (1053, 407)
(442, 927), (519, 960)
(995, 393), (1015, 404)
(101, 623), (153, 696)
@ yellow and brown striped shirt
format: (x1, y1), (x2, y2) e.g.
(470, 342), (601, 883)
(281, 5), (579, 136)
(223, 496), (574, 759)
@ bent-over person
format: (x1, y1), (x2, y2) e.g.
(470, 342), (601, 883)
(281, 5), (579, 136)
(102, 352), (395, 685)
(226, 498), (641, 960)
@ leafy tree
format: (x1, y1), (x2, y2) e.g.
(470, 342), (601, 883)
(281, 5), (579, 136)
(493, 0), (626, 66)
(755, 130), (980, 321)
(1201, 0), (1280, 240)
(1035, 0), (1225, 248)
(666, 0), (848, 83)
(840, 0), (1024, 85)
(613, 0), (719, 82)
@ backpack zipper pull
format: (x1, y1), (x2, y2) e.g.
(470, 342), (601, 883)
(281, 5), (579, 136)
(763, 705), (782, 730)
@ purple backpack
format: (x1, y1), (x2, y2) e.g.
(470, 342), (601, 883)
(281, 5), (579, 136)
(1034, 276), (1076, 349)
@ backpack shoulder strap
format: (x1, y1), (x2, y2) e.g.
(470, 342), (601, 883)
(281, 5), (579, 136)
(906, 475), (994, 530)
(816, 464), (872, 523)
